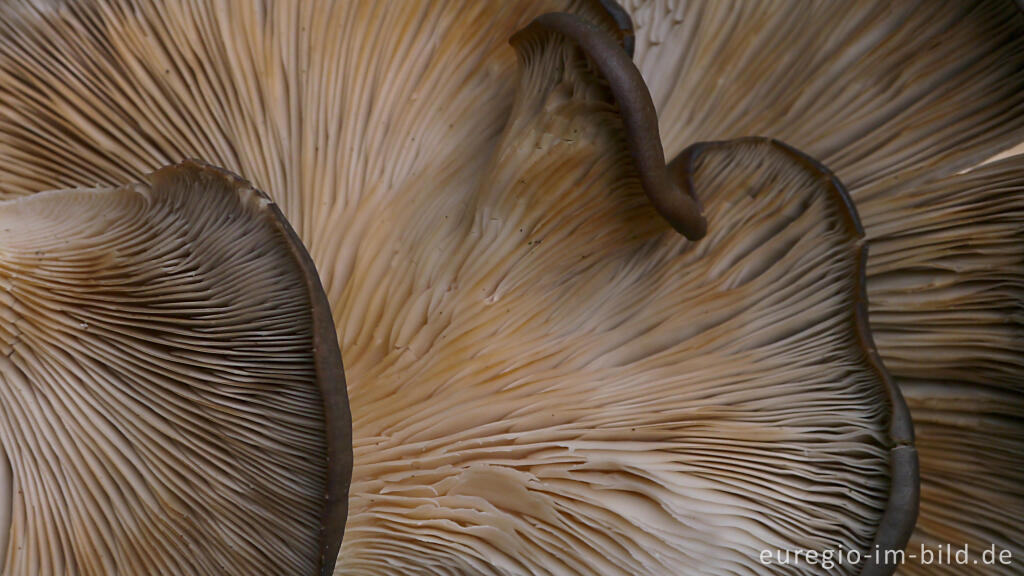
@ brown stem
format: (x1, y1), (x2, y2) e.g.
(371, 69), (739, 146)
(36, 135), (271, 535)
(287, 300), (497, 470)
(514, 13), (708, 240)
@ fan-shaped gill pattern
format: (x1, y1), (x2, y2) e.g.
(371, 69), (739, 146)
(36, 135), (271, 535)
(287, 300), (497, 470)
(0, 161), (342, 575)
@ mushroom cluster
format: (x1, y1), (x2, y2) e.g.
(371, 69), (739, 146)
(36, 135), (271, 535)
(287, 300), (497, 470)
(0, 1), (1020, 576)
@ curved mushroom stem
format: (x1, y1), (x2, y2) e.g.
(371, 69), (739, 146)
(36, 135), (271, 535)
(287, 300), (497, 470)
(567, 0), (636, 56)
(514, 13), (707, 240)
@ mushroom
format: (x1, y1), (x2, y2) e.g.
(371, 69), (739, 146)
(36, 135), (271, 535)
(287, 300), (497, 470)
(335, 15), (911, 569)
(0, 160), (350, 575)
(859, 159), (1024, 574)
(0, 0), (1020, 575)
(627, 0), (1024, 571)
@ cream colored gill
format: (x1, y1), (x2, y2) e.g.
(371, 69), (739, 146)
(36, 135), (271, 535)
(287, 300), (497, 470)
(0, 165), (334, 576)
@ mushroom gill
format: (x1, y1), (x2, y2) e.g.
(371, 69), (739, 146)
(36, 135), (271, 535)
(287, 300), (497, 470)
(334, 19), (903, 573)
(0, 161), (349, 575)
(629, 0), (1024, 196)
(627, 0), (1024, 572)
(860, 158), (1024, 574)
(0, 0), (1020, 575)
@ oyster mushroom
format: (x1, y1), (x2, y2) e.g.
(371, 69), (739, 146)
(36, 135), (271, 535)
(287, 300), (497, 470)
(0, 0), (1020, 575)
(626, 0), (1024, 572)
(0, 160), (350, 575)
(336, 18), (910, 572)
(860, 158), (1024, 575)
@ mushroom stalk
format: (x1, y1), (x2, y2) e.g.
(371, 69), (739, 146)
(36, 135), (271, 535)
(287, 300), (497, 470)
(514, 13), (707, 240)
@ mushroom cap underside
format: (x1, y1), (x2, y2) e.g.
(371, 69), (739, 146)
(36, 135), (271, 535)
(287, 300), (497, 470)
(0, 160), (350, 576)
